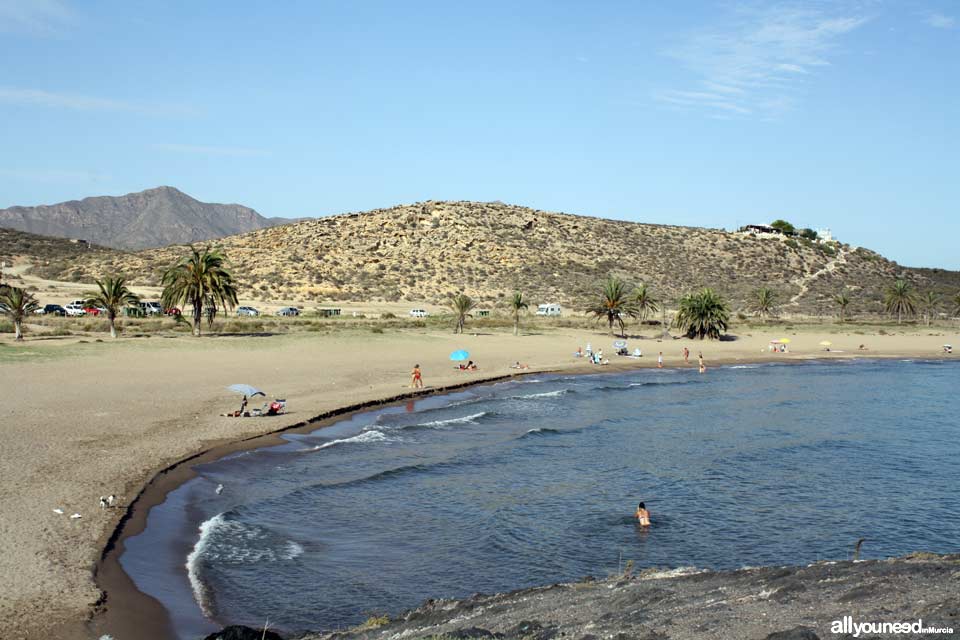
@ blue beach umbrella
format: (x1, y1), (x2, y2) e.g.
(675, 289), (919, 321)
(449, 349), (470, 361)
(227, 384), (266, 397)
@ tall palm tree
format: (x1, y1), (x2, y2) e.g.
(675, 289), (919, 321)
(920, 291), (940, 326)
(633, 283), (660, 323)
(450, 293), (476, 334)
(673, 288), (730, 340)
(508, 292), (528, 336)
(587, 275), (637, 337)
(834, 291), (851, 323)
(749, 287), (779, 323)
(883, 279), (916, 325)
(0, 285), (39, 340)
(161, 246), (238, 336)
(85, 276), (140, 338)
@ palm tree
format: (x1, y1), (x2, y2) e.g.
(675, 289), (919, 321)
(587, 275), (637, 337)
(450, 293), (476, 334)
(749, 287), (779, 323)
(834, 292), (851, 323)
(85, 276), (140, 338)
(0, 285), (39, 340)
(673, 288), (730, 340)
(508, 292), (528, 336)
(633, 283), (660, 323)
(161, 246), (238, 336)
(920, 291), (940, 326)
(883, 279), (916, 325)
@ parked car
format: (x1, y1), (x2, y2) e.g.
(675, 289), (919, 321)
(83, 306), (106, 316)
(35, 304), (66, 316)
(139, 301), (163, 315)
(164, 307), (181, 316)
(275, 307), (300, 317)
(237, 306), (260, 317)
(409, 309), (429, 318)
(63, 303), (86, 317)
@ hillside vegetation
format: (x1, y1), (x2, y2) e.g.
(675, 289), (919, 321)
(9, 200), (957, 316)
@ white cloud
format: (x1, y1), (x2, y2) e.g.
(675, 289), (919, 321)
(151, 144), (270, 158)
(656, 3), (870, 118)
(0, 0), (71, 35)
(0, 87), (193, 116)
(924, 12), (955, 29)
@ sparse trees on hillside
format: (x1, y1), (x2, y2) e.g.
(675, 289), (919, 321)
(508, 292), (528, 336)
(834, 292), (851, 323)
(749, 287), (779, 322)
(673, 288), (730, 340)
(799, 228), (818, 241)
(161, 246), (238, 337)
(954, 292), (960, 318)
(450, 293), (476, 334)
(883, 279), (916, 325)
(85, 276), (140, 338)
(770, 219), (796, 235)
(0, 285), (39, 340)
(587, 275), (637, 337)
(633, 283), (660, 323)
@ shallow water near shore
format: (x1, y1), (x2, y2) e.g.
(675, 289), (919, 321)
(120, 359), (960, 638)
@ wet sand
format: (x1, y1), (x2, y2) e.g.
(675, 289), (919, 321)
(0, 325), (955, 639)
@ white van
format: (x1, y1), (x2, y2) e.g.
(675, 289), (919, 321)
(409, 309), (429, 318)
(536, 303), (562, 317)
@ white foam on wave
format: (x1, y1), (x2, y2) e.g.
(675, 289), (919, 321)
(186, 514), (306, 617)
(513, 389), (568, 399)
(313, 430), (392, 450)
(417, 411), (487, 428)
(186, 513), (226, 617)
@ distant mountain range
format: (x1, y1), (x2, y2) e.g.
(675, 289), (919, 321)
(0, 186), (290, 250)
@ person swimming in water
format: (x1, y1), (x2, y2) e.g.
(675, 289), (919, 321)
(635, 501), (651, 526)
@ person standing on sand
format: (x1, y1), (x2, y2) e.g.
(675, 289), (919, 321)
(635, 502), (651, 526)
(411, 364), (423, 389)
(657, 352), (663, 368)
(698, 352), (705, 374)
(683, 347), (689, 363)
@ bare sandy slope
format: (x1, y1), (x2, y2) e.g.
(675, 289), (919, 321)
(0, 326), (955, 640)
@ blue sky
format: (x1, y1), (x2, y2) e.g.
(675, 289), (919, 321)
(1, 1), (957, 268)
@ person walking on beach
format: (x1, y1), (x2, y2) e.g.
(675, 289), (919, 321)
(698, 352), (705, 374)
(683, 347), (689, 363)
(635, 502), (651, 527)
(411, 364), (423, 389)
(657, 351), (663, 368)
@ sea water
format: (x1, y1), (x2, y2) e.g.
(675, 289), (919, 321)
(120, 360), (960, 638)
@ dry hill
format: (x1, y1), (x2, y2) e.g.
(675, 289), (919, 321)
(26, 200), (957, 317)
(0, 186), (285, 250)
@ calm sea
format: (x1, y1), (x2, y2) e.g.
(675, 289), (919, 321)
(120, 359), (960, 638)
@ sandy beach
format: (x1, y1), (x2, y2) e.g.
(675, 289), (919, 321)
(1, 324), (955, 640)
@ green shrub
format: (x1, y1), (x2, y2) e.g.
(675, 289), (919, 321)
(0, 319), (14, 333)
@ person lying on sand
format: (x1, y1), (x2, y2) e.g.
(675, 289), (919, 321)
(511, 361), (530, 369)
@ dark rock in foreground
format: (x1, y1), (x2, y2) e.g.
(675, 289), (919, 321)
(300, 553), (959, 640)
(206, 624), (285, 640)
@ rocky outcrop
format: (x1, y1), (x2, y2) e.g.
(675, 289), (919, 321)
(298, 553), (959, 640)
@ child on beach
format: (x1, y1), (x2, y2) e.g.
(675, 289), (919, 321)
(411, 364), (423, 389)
(658, 352), (663, 368)
(683, 347), (689, 363)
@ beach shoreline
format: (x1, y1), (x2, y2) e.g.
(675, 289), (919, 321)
(2, 327), (955, 640)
